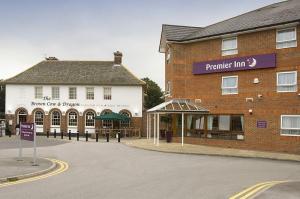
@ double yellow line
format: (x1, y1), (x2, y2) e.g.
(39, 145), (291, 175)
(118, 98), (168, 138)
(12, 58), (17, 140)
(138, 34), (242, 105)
(229, 180), (288, 199)
(0, 158), (69, 188)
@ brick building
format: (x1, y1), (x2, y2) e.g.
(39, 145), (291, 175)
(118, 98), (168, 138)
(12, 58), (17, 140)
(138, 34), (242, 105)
(157, 0), (300, 154)
(5, 51), (144, 136)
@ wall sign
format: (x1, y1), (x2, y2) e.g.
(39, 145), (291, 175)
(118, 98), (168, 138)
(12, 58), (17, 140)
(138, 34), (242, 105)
(257, 121), (267, 128)
(193, 53), (276, 75)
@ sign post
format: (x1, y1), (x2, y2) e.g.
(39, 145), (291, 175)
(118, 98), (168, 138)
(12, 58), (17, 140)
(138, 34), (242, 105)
(20, 123), (38, 166)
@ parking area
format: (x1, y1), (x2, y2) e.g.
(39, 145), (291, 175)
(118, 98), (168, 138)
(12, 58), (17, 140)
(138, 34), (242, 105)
(0, 136), (299, 199)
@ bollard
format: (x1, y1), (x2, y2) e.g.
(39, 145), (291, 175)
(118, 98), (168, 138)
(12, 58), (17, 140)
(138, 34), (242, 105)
(54, 129), (57, 138)
(46, 130), (49, 138)
(68, 130), (71, 140)
(61, 131), (64, 139)
(85, 131), (88, 142)
(77, 131), (79, 141)
(96, 132), (99, 142)
(106, 133), (109, 142)
(117, 132), (121, 143)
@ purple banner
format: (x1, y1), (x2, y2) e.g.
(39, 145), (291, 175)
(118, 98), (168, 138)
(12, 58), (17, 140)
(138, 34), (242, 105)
(257, 121), (267, 128)
(193, 53), (276, 75)
(20, 123), (35, 141)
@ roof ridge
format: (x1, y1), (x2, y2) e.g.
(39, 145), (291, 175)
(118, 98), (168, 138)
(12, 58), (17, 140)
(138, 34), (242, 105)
(183, 0), (289, 40)
(162, 24), (202, 29)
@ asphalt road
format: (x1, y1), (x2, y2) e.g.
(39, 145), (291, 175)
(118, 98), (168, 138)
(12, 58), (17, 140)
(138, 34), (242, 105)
(0, 137), (300, 199)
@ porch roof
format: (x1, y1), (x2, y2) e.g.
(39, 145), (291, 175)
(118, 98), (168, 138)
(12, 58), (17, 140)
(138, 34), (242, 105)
(147, 99), (209, 113)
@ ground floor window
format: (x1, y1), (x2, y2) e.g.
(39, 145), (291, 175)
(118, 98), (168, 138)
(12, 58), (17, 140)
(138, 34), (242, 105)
(34, 111), (44, 125)
(51, 111), (61, 126)
(281, 115), (300, 136)
(85, 112), (95, 127)
(68, 112), (78, 126)
(208, 115), (244, 132)
(120, 111), (131, 128)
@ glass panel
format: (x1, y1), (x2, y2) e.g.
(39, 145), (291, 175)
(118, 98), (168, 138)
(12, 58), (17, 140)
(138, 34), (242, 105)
(219, 115), (230, 131)
(35, 111), (44, 125)
(35, 87), (43, 99)
(69, 87), (77, 99)
(277, 29), (296, 42)
(231, 116), (243, 131)
(222, 38), (237, 50)
(85, 112), (95, 127)
(282, 116), (300, 129)
(51, 111), (60, 126)
(278, 72), (296, 85)
(104, 87), (112, 100)
(86, 87), (94, 100)
(68, 112), (77, 126)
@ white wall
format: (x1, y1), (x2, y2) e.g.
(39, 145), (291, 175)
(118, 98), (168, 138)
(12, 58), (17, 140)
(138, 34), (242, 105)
(5, 84), (143, 117)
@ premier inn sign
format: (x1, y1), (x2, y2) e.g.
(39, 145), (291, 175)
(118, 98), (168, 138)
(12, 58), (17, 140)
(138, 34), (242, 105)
(193, 53), (276, 75)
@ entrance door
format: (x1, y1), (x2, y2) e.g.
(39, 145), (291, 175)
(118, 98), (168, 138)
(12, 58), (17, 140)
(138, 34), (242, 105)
(17, 110), (27, 124)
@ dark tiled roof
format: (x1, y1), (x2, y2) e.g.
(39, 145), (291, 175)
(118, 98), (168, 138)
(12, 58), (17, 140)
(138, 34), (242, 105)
(5, 60), (145, 86)
(164, 0), (300, 42)
(162, 24), (202, 41)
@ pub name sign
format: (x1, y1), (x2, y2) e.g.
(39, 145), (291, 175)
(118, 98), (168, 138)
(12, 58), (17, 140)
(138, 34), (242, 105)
(193, 53), (276, 75)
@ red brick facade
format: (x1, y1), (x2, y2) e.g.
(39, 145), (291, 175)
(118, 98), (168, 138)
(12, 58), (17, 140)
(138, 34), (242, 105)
(165, 25), (300, 154)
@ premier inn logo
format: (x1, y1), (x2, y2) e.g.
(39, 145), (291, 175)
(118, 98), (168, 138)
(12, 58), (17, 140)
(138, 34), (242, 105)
(193, 53), (276, 75)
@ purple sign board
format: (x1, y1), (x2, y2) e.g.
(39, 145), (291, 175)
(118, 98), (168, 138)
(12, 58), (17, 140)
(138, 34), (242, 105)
(20, 123), (35, 141)
(257, 121), (267, 128)
(193, 53), (276, 75)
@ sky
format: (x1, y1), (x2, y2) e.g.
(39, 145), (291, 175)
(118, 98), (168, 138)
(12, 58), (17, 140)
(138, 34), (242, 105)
(0, 0), (281, 88)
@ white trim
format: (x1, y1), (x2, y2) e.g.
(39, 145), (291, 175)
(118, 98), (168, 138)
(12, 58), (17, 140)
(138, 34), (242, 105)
(276, 71), (297, 93)
(221, 37), (238, 56)
(221, 75), (238, 95)
(280, 115), (300, 136)
(85, 111), (95, 128)
(276, 27), (297, 49)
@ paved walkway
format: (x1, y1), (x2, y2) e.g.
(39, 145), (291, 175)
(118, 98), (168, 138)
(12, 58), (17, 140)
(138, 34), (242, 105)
(124, 139), (300, 162)
(0, 157), (54, 181)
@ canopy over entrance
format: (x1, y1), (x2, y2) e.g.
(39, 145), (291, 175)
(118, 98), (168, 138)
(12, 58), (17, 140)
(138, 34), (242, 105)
(147, 99), (209, 113)
(146, 99), (209, 147)
(95, 112), (130, 122)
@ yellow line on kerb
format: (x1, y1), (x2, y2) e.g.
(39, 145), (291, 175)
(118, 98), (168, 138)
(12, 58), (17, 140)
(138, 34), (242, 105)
(229, 180), (288, 199)
(0, 158), (69, 188)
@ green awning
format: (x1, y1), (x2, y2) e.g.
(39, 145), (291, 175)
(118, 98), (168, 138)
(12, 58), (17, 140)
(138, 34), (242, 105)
(95, 112), (130, 122)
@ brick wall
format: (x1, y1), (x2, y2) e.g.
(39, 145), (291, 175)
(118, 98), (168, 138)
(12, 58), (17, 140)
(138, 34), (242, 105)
(165, 25), (300, 154)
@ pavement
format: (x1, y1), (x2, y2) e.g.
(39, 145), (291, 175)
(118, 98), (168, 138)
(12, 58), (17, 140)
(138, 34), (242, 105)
(124, 139), (300, 162)
(0, 157), (55, 182)
(0, 136), (299, 199)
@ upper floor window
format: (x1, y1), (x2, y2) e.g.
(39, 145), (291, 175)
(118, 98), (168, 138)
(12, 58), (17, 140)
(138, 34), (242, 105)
(276, 27), (297, 49)
(277, 71), (297, 92)
(281, 115), (300, 136)
(166, 81), (172, 95)
(166, 48), (171, 64)
(222, 37), (238, 56)
(52, 87), (60, 100)
(222, 76), (238, 95)
(86, 87), (94, 100)
(69, 87), (77, 99)
(104, 87), (112, 100)
(35, 86), (43, 99)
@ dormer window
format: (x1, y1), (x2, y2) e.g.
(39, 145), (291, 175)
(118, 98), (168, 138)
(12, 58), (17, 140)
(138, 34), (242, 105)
(222, 37), (238, 56)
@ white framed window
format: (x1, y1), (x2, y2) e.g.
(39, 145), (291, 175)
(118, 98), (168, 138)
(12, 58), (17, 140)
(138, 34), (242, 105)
(86, 87), (94, 100)
(120, 111), (131, 128)
(166, 48), (171, 64)
(52, 87), (60, 100)
(281, 115), (300, 136)
(166, 81), (172, 95)
(222, 37), (238, 56)
(85, 112), (95, 127)
(68, 112), (77, 126)
(104, 87), (112, 100)
(276, 27), (297, 49)
(34, 111), (44, 126)
(34, 86), (43, 99)
(51, 111), (60, 126)
(69, 87), (77, 99)
(277, 71), (297, 92)
(222, 76), (238, 95)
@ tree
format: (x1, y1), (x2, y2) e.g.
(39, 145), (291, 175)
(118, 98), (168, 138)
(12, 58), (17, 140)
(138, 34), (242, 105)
(142, 77), (164, 109)
(0, 80), (4, 118)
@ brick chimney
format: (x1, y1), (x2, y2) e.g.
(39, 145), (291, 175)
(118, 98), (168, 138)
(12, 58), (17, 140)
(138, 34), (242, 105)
(113, 51), (122, 66)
